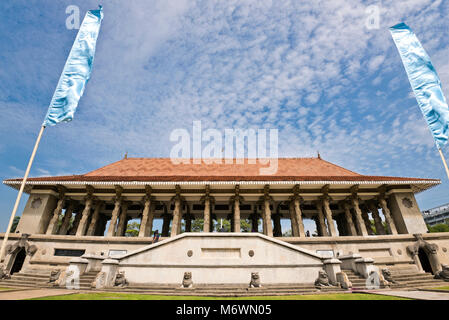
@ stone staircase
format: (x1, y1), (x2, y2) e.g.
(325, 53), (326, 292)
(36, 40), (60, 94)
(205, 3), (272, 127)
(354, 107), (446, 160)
(0, 268), (98, 290)
(97, 283), (345, 297)
(0, 268), (53, 288)
(78, 271), (98, 290)
(343, 268), (448, 290)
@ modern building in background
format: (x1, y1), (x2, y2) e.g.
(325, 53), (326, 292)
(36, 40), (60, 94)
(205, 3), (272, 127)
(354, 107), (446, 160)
(422, 203), (449, 226)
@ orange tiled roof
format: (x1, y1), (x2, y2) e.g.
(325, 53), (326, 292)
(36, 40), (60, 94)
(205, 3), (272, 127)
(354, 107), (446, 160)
(2, 158), (440, 183)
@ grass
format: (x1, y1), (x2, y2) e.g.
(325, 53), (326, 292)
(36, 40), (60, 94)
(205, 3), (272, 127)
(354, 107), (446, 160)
(31, 292), (410, 300)
(427, 286), (449, 291)
(0, 287), (14, 291)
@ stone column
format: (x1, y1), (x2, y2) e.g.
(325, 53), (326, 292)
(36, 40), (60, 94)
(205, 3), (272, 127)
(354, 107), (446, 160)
(289, 201), (299, 237)
(315, 201), (328, 236)
(161, 213), (171, 237)
(203, 197), (211, 232)
(95, 215), (108, 236)
(233, 197), (241, 232)
(184, 214), (193, 232)
(46, 195), (66, 235)
(139, 196), (154, 237)
(263, 197), (273, 237)
(69, 210), (82, 235)
(86, 201), (103, 236)
(360, 206), (375, 235)
(351, 196), (368, 236)
(76, 197), (94, 236)
(293, 197), (305, 237)
(116, 202), (129, 236)
(378, 197), (398, 235)
(59, 201), (75, 235)
(335, 214), (347, 236)
(321, 196), (337, 236)
(249, 212), (259, 232)
(272, 213), (282, 237)
(342, 201), (357, 236)
(107, 196), (122, 237)
(171, 196), (182, 237)
(369, 202), (385, 235)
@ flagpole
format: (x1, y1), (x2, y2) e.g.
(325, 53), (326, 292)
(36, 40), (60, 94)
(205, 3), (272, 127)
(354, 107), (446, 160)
(0, 125), (45, 262)
(438, 148), (449, 180)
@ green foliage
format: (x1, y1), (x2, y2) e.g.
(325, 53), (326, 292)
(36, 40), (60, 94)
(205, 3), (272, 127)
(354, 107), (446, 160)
(191, 219), (204, 232)
(427, 223), (449, 233)
(283, 229), (292, 237)
(125, 221), (140, 237)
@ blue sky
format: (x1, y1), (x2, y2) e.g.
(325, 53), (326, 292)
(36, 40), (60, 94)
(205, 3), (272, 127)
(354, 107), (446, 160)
(1, 0), (449, 232)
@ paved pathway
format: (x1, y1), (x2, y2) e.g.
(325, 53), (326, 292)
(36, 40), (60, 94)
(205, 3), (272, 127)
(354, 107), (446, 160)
(0, 288), (76, 300)
(370, 290), (449, 300)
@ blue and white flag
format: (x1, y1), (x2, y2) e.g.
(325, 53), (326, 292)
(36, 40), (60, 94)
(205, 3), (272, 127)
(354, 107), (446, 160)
(390, 22), (449, 149)
(43, 6), (103, 127)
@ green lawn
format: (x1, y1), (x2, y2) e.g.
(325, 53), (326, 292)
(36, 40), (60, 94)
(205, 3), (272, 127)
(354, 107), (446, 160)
(0, 287), (14, 291)
(31, 292), (410, 300)
(428, 286), (449, 291)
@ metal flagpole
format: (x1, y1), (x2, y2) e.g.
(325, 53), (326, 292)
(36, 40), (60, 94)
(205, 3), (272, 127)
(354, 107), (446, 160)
(0, 125), (45, 262)
(438, 148), (449, 180)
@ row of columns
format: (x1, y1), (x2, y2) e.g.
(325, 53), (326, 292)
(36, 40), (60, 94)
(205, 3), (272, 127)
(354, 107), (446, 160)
(43, 186), (398, 238)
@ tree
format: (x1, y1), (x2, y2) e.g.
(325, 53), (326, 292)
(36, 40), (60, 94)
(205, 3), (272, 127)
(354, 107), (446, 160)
(283, 229), (292, 237)
(10, 216), (20, 233)
(427, 223), (449, 233)
(125, 221), (140, 237)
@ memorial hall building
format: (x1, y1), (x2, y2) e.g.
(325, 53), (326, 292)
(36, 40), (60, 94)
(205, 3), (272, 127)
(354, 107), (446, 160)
(1, 157), (448, 293)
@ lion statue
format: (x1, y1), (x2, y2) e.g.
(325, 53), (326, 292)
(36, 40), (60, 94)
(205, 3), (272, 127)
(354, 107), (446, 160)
(0, 264), (10, 280)
(381, 268), (397, 284)
(114, 271), (128, 287)
(48, 269), (61, 286)
(182, 272), (193, 288)
(314, 270), (331, 287)
(435, 264), (449, 281)
(249, 272), (261, 288)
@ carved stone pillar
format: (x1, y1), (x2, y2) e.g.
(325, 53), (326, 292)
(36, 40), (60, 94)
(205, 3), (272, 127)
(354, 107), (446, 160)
(76, 196), (94, 236)
(183, 213), (194, 232)
(161, 213), (171, 237)
(116, 201), (129, 237)
(86, 201), (103, 236)
(202, 196), (211, 232)
(351, 196), (368, 236)
(69, 210), (82, 235)
(139, 196), (153, 237)
(315, 201), (328, 236)
(378, 197), (398, 235)
(360, 206), (374, 235)
(46, 195), (66, 235)
(342, 201), (357, 236)
(289, 201), (299, 237)
(369, 202), (385, 235)
(261, 185), (273, 237)
(249, 212), (259, 233)
(321, 196), (337, 236)
(272, 213), (282, 237)
(234, 197), (241, 232)
(171, 194), (182, 237)
(107, 188), (123, 237)
(293, 197), (305, 237)
(264, 200), (273, 237)
(59, 201), (75, 235)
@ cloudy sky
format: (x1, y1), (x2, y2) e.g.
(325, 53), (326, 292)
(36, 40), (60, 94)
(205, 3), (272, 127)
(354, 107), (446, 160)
(1, 0), (449, 231)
